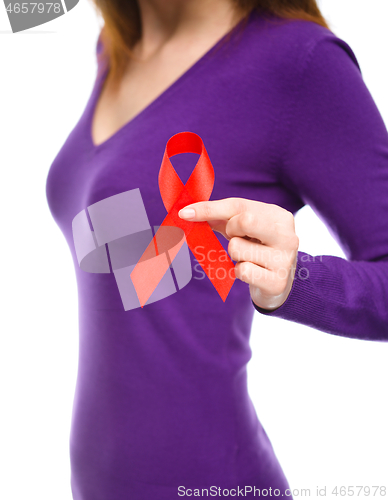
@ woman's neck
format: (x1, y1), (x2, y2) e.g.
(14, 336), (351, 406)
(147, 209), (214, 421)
(134, 0), (248, 60)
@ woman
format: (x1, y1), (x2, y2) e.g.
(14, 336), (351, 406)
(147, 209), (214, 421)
(45, 0), (388, 498)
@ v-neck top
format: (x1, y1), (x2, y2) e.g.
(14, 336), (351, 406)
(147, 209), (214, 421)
(45, 8), (388, 500)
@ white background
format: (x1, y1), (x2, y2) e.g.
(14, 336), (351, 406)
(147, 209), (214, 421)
(0, 0), (387, 498)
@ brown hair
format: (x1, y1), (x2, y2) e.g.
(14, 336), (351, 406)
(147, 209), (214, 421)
(90, 0), (331, 92)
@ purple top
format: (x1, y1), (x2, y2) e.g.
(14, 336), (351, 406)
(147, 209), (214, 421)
(45, 9), (388, 500)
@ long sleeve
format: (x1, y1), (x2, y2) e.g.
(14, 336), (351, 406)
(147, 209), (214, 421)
(252, 32), (388, 342)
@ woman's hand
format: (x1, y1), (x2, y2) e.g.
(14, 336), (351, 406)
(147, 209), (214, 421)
(178, 197), (299, 311)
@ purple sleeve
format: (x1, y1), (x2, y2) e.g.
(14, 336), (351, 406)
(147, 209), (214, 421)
(253, 34), (388, 342)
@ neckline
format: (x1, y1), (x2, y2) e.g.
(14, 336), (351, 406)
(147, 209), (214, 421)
(88, 10), (255, 152)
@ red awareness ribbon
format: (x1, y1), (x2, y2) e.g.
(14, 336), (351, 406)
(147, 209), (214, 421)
(130, 131), (236, 307)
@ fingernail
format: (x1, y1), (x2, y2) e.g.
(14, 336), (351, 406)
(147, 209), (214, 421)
(179, 208), (195, 220)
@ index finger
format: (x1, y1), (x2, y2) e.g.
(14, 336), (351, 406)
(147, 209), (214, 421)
(178, 197), (267, 222)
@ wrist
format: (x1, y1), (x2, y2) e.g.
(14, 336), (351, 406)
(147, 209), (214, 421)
(249, 255), (297, 311)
